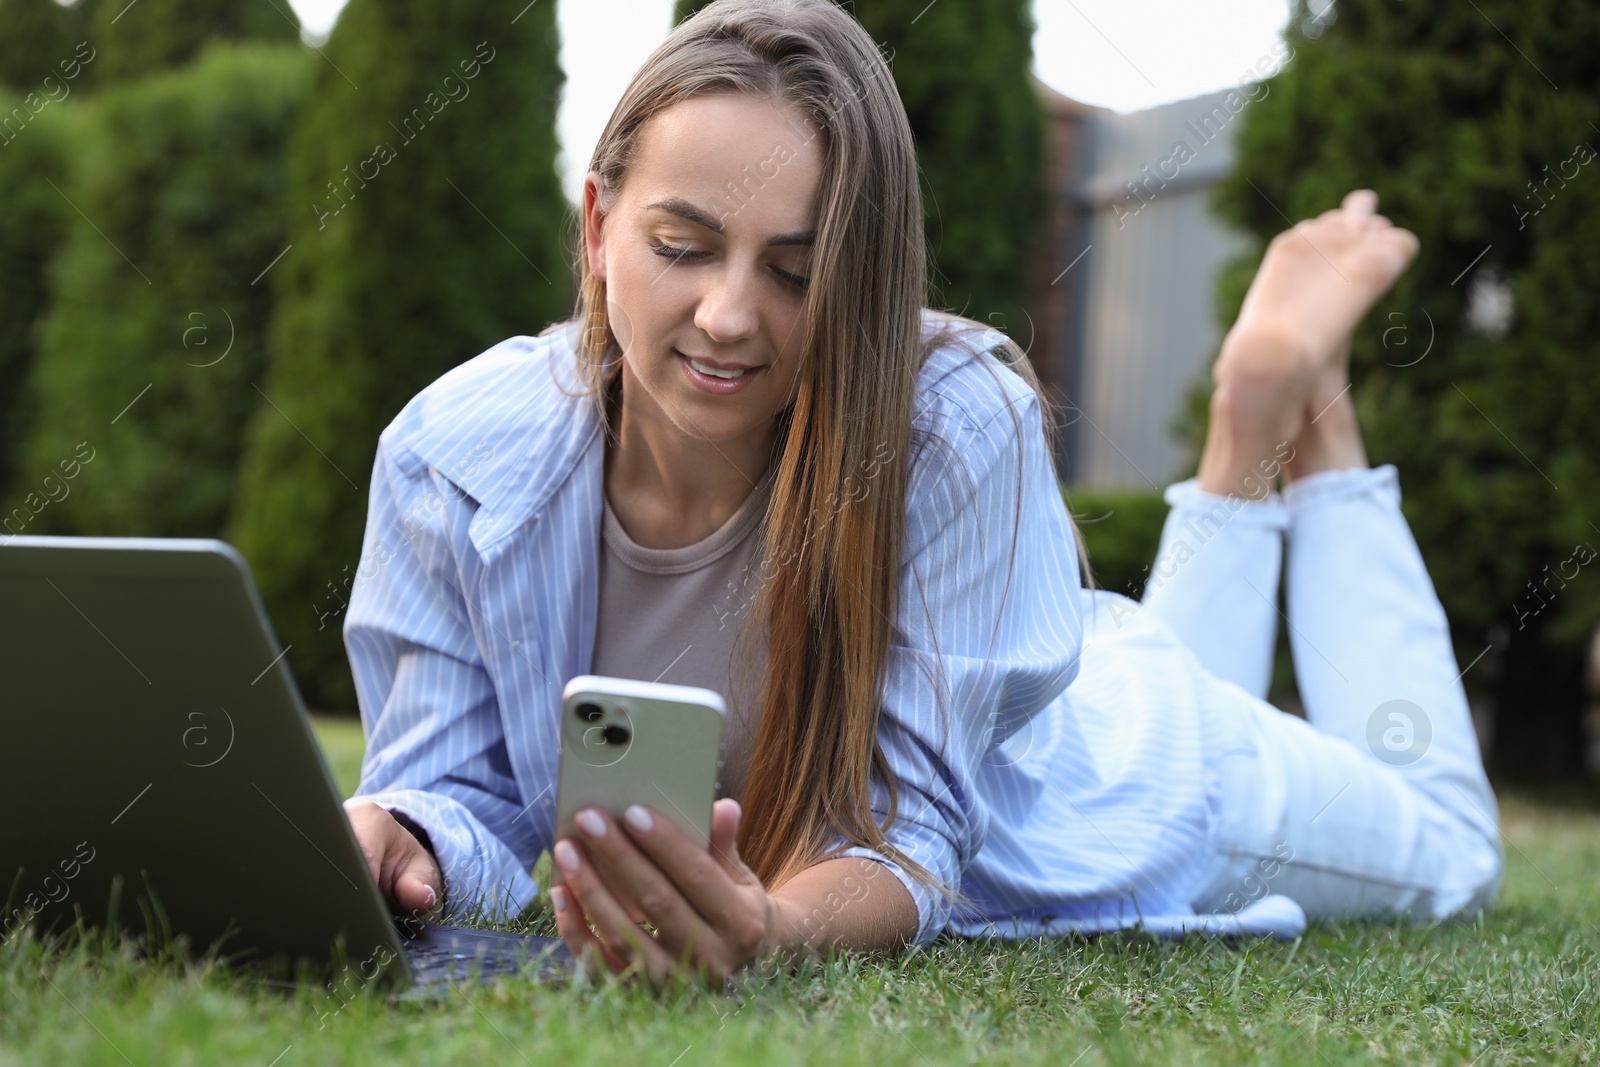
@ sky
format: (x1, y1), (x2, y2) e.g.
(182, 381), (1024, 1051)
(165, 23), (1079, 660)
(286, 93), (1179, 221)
(284, 0), (1295, 204)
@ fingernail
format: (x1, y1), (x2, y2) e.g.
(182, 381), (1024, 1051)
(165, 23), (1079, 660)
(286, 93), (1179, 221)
(549, 885), (569, 914)
(554, 839), (582, 873)
(623, 805), (652, 833)
(422, 884), (436, 909)
(575, 809), (608, 839)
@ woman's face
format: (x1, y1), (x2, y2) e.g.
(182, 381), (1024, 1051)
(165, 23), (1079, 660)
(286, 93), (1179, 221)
(584, 93), (823, 449)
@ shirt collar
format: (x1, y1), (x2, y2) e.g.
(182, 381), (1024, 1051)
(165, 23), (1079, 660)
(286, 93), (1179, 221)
(385, 321), (605, 560)
(385, 311), (1003, 561)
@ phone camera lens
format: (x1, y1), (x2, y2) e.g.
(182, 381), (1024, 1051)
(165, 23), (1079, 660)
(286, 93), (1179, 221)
(575, 702), (604, 722)
(603, 725), (630, 746)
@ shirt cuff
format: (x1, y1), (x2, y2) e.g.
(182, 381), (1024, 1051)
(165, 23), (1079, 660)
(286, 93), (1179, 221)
(388, 807), (437, 856)
(834, 846), (946, 948)
(1280, 463), (1400, 513)
(1163, 477), (1290, 530)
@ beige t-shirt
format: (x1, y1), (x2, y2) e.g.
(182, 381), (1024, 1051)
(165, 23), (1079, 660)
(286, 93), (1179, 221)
(590, 465), (775, 800)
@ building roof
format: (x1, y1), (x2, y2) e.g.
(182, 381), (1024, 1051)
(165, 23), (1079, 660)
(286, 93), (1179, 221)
(1073, 87), (1247, 208)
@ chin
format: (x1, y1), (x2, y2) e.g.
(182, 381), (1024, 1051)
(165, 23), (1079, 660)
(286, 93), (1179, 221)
(669, 411), (767, 444)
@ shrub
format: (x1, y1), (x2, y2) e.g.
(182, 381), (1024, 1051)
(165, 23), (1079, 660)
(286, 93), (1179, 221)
(87, 0), (297, 85)
(7, 43), (311, 543)
(227, 0), (571, 710)
(0, 0), (95, 94)
(1064, 486), (1168, 603)
(0, 87), (75, 507)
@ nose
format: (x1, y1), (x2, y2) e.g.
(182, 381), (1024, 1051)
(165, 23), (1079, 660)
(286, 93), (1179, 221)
(693, 263), (760, 345)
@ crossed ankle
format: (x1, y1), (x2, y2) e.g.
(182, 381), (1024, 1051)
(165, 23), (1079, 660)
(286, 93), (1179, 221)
(1197, 429), (1297, 499)
(1282, 390), (1368, 481)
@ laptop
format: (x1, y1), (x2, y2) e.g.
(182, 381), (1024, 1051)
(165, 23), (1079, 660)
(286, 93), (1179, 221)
(0, 535), (572, 994)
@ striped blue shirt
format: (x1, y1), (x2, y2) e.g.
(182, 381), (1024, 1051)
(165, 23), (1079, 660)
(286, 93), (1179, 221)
(346, 313), (1279, 945)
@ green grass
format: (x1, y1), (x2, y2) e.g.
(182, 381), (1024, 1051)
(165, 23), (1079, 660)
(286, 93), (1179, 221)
(310, 713), (367, 800)
(3, 718), (1597, 1066)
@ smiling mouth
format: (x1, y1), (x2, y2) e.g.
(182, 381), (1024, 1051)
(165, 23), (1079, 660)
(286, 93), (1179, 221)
(688, 358), (748, 379)
(676, 350), (761, 379)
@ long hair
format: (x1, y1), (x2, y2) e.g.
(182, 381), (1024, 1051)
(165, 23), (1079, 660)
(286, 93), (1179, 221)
(566, 0), (1069, 893)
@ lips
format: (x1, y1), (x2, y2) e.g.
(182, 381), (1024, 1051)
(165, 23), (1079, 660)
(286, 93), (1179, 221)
(674, 349), (764, 395)
(679, 352), (757, 378)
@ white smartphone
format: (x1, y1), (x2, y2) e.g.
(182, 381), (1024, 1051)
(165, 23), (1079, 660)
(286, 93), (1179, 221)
(554, 675), (727, 848)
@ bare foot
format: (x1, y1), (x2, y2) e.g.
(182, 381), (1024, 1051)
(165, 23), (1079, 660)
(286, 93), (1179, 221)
(1280, 343), (1369, 483)
(1199, 190), (1417, 494)
(1232, 189), (1418, 372)
(1198, 326), (1316, 497)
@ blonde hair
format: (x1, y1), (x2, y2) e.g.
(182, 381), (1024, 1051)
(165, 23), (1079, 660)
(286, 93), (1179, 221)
(567, 0), (1067, 895)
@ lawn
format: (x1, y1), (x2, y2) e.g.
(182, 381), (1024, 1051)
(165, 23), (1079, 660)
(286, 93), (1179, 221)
(2, 715), (1596, 1066)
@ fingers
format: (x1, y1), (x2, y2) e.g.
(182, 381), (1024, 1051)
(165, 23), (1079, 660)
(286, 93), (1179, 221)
(708, 798), (747, 877)
(343, 801), (444, 921)
(550, 883), (629, 976)
(571, 810), (710, 936)
(553, 835), (677, 980)
(395, 855), (441, 918)
(619, 802), (771, 970)
(548, 861), (646, 929)
(345, 801), (388, 888)
(619, 803), (760, 928)
(381, 818), (443, 920)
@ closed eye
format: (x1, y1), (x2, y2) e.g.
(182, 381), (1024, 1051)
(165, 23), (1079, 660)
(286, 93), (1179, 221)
(649, 238), (708, 263)
(651, 238), (809, 292)
(771, 266), (809, 292)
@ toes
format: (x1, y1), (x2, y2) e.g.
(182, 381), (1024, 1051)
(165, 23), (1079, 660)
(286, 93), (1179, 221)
(1376, 227), (1421, 272)
(1341, 189), (1379, 216)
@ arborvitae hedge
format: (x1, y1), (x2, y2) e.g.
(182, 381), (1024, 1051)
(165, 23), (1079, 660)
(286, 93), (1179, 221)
(0, 90), (73, 508)
(675, 0), (1046, 333)
(88, 0), (297, 85)
(7, 43), (311, 541)
(227, 0), (570, 710)
(0, 0), (97, 506)
(0, 0), (95, 92)
(846, 0), (1044, 333)
(1211, 0), (1600, 780)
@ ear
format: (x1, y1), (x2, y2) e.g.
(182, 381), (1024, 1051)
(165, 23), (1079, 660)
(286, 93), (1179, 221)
(582, 170), (608, 282)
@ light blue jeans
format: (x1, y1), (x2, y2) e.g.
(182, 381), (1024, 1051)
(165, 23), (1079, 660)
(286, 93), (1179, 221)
(1142, 465), (1503, 922)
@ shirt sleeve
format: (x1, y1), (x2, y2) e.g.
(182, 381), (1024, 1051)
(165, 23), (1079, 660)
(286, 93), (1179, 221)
(834, 363), (1086, 945)
(341, 437), (541, 922)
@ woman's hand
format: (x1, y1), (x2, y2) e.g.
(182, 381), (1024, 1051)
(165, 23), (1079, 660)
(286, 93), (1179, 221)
(344, 800), (446, 921)
(550, 798), (783, 985)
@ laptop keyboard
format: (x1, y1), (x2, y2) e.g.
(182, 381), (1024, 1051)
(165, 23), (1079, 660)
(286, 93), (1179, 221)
(398, 923), (572, 988)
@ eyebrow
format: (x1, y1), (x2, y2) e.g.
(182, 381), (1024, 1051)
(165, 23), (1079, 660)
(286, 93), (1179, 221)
(647, 197), (815, 247)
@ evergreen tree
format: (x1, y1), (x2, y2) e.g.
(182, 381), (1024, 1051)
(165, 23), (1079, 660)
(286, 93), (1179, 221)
(675, 0), (1046, 333)
(227, 0), (570, 709)
(1212, 0), (1600, 780)
(0, 0), (97, 507)
(0, 0), (94, 92)
(88, 0), (297, 85)
(7, 43), (311, 542)
(0, 88), (72, 507)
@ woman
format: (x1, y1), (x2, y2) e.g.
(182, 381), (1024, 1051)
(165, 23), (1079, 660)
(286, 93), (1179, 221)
(342, 0), (1501, 982)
